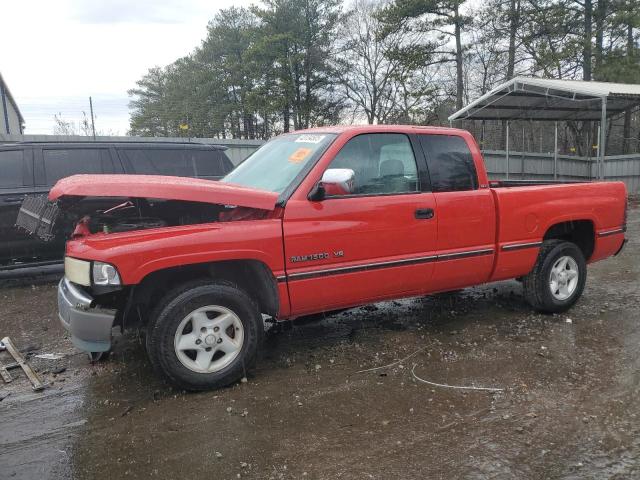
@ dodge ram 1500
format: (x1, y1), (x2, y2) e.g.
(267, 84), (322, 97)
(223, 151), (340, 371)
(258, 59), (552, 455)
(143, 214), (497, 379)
(51, 125), (627, 390)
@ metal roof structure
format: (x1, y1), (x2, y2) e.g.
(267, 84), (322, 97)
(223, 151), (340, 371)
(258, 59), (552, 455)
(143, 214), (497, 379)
(449, 76), (640, 179)
(449, 76), (640, 122)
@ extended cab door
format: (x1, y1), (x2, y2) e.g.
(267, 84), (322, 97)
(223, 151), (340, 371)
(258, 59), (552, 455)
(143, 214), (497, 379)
(283, 132), (438, 316)
(417, 133), (496, 291)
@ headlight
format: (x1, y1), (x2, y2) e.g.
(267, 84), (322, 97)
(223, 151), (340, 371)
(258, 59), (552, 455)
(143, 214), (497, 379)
(65, 257), (91, 286)
(92, 262), (121, 286)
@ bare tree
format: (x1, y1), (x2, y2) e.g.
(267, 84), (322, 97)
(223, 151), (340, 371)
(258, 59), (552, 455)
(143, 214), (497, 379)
(387, 61), (444, 124)
(335, 0), (407, 124)
(53, 112), (100, 136)
(53, 113), (77, 136)
(465, 12), (509, 98)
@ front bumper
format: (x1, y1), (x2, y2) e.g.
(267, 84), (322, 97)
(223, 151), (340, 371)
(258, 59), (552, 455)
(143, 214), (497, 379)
(58, 277), (116, 353)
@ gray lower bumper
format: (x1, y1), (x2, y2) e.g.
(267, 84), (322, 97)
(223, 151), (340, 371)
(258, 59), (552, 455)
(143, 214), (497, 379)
(58, 278), (116, 353)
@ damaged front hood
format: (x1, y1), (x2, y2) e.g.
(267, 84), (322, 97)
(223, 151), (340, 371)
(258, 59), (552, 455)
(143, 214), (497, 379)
(49, 174), (279, 211)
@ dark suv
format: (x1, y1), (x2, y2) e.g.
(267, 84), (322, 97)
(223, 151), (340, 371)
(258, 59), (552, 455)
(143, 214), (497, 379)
(0, 141), (234, 269)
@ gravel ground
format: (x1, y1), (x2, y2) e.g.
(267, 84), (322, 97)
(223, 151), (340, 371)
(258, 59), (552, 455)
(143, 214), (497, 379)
(0, 205), (638, 479)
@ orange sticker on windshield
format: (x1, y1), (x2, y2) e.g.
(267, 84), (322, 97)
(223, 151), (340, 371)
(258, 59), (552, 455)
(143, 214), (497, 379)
(289, 147), (312, 164)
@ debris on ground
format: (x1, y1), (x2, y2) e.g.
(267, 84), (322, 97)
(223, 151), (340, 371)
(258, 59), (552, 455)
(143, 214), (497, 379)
(35, 353), (64, 360)
(410, 364), (504, 393)
(355, 345), (430, 374)
(121, 406), (133, 417)
(0, 336), (45, 391)
(19, 343), (41, 354)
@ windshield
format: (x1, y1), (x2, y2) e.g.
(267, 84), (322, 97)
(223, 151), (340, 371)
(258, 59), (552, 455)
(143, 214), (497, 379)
(222, 133), (336, 193)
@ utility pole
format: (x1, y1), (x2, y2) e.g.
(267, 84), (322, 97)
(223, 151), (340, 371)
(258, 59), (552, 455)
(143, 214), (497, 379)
(89, 96), (96, 140)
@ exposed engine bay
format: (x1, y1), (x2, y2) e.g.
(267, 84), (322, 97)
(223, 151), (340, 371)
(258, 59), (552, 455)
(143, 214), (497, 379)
(77, 198), (227, 234)
(17, 195), (268, 241)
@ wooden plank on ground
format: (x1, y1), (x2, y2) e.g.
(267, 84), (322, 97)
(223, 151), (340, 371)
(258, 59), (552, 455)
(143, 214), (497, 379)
(1, 337), (45, 391)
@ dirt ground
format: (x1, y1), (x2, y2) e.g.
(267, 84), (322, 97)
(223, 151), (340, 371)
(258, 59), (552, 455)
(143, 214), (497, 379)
(0, 207), (638, 480)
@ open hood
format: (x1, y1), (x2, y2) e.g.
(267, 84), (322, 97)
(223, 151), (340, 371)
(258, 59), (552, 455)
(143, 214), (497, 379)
(49, 174), (279, 211)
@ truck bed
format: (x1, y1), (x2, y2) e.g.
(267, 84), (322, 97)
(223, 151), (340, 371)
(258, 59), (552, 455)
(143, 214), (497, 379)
(489, 180), (627, 282)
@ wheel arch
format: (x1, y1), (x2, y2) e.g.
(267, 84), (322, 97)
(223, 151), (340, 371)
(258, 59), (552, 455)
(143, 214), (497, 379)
(130, 259), (280, 325)
(543, 219), (595, 261)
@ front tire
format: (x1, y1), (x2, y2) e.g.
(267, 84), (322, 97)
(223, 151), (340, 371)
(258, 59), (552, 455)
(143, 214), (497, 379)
(146, 281), (262, 391)
(523, 240), (587, 313)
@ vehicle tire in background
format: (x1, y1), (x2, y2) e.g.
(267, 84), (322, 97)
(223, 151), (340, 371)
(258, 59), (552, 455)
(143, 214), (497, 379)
(523, 240), (587, 313)
(145, 281), (262, 391)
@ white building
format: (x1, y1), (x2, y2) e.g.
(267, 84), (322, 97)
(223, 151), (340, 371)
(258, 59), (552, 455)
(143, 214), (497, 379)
(0, 72), (24, 134)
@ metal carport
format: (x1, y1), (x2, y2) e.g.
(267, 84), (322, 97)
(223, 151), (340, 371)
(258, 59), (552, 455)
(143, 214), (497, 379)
(448, 77), (640, 179)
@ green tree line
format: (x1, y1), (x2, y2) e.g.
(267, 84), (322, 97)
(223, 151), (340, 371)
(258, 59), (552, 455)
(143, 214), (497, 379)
(129, 0), (640, 149)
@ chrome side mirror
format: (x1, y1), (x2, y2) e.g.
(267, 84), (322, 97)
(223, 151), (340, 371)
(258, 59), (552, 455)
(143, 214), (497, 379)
(309, 168), (355, 201)
(321, 168), (355, 195)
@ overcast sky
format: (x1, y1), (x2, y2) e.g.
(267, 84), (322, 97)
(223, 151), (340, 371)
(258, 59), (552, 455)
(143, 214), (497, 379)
(1, 0), (245, 135)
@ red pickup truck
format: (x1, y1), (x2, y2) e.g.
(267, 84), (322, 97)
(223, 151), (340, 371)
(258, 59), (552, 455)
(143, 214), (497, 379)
(52, 125), (627, 390)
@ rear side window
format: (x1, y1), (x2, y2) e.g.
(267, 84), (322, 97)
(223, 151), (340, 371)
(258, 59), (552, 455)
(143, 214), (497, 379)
(120, 148), (195, 177)
(42, 149), (114, 186)
(0, 150), (26, 188)
(192, 150), (234, 178)
(419, 135), (478, 192)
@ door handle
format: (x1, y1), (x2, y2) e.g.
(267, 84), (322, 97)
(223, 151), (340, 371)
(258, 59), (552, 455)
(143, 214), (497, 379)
(415, 208), (434, 220)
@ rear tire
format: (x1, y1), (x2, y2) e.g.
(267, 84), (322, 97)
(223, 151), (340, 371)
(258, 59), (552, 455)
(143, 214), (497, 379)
(523, 240), (586, 313)
(146, 281), (262, 391)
